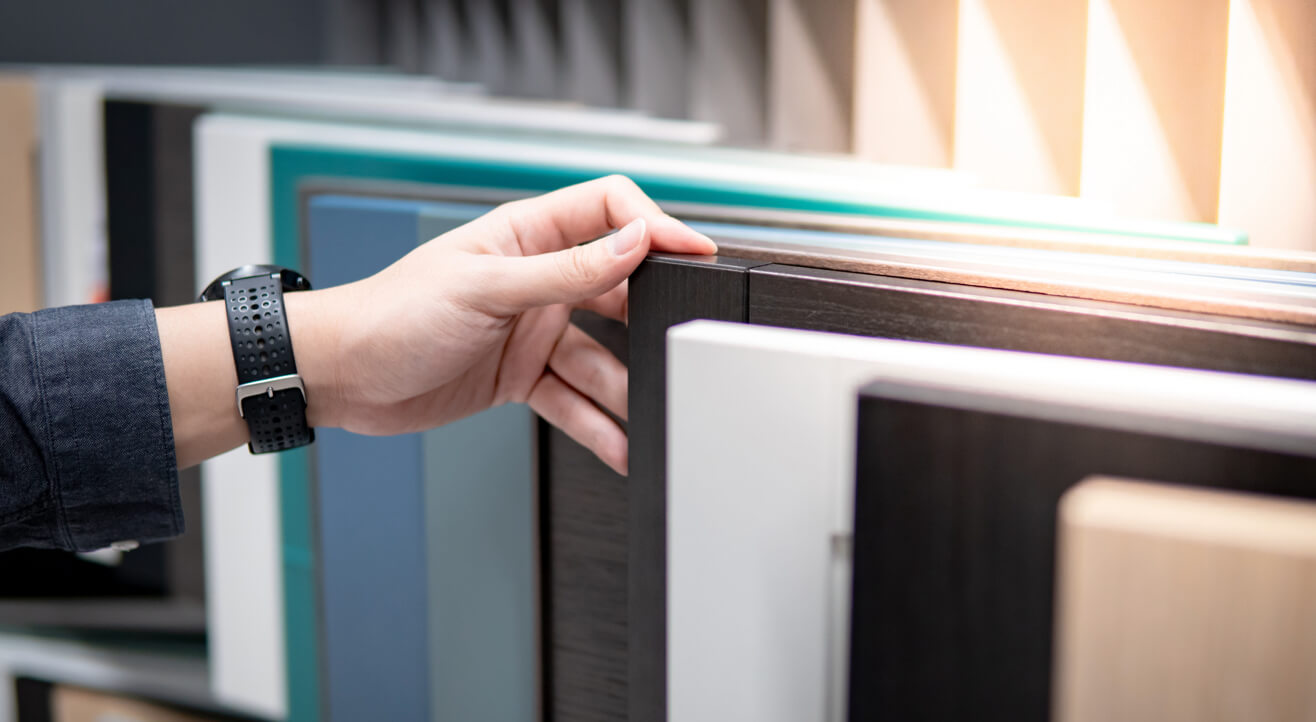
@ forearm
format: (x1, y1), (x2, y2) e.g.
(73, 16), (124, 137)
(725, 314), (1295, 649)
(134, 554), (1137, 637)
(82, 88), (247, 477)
(157, 290), (344, 468)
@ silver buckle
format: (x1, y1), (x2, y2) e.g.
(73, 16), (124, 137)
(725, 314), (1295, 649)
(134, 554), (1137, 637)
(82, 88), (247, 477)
(236, 374), (307, 418)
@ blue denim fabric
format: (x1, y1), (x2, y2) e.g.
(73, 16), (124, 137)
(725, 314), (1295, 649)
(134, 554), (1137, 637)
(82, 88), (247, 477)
(0, 300), (181, 552)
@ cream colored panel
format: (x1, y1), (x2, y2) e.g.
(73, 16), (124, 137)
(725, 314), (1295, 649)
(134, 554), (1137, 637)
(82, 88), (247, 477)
(768, 0), (855, 152)
(1056, 478), (1316, 722)
(953, 0), (1086, 194)
(1218, 0), (1316, 251)
(1080, 0), (1231, 222)
(0, 74), (41, 314)
(853, 0), (958, 166)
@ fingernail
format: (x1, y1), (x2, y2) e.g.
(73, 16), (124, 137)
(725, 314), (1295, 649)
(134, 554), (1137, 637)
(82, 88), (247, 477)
(609, 218), (646, 256)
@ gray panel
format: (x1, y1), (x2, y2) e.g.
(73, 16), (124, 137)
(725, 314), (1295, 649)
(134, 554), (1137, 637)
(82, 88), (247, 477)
(626, 0), (690, 118)
(424, 405), (539, 722)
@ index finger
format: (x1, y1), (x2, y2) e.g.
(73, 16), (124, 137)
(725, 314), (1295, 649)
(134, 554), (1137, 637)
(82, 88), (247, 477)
(494, 175), (718, 257)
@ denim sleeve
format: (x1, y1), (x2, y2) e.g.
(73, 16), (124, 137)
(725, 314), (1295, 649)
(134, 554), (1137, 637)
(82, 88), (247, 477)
(0, 300), (182, 552)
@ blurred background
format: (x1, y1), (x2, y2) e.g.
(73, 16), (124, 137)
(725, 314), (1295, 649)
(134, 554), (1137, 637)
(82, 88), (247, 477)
(0, 1), (1313, 721)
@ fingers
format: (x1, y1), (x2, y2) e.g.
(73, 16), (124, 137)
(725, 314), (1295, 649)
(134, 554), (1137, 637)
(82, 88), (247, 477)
(498, 175), (717, 256)
(473, 217), (650, 316)
(529, 371), (628, 475)
(548, 324), (628, 421)
(577, 280), (628, 323)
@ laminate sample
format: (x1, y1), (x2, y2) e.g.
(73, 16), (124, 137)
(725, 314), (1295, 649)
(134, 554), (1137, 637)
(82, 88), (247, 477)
(1054, 478), (1316, 722)
(627, 254), (769, 722)
(307, 195), (538, 722)
(541, 310), (630, 722)
(663, 320), (1316, 722)
(747, 263), (1316, 382)
(0, 74), (41, 314)
(850, 375), (1316, 722)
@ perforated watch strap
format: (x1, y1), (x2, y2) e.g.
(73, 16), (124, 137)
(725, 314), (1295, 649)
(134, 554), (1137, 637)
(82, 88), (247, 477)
(222, 274), (313, 453)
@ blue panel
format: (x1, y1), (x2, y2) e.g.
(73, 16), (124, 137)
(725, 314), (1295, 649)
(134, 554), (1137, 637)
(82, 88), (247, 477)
(308, 194), (535, 722)
(308, 195), (429, 721)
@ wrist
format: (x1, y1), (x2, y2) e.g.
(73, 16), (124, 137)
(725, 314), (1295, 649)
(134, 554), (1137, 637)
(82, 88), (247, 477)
(284, 287), (348, 430)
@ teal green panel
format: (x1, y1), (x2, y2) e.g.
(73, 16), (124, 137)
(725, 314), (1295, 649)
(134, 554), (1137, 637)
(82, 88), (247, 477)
(271, 145), (1248, 250)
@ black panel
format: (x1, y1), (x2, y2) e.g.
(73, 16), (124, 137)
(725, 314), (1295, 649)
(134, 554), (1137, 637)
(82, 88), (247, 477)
(627, 253), (769, 722)
(14, 678), (52, 722)
(748, 263), (1316, 381)
(542, 311), (630, 722)
(848, 392), (1316, 722)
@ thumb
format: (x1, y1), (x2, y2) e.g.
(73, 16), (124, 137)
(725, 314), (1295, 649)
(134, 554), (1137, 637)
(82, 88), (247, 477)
(474, 218), (650, 315)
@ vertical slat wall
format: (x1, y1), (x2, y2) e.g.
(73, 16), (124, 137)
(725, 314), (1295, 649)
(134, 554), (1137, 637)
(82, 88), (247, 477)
(1078, 0), (1232, 223)
(952, 0), (1087, 194)
(851, 0), (958, 167)
(767, 0), (856, 152)
(626, 0), (689, 118)
(1217, 0), (1316, 251)
(690, 0), (769, 145)
(561, 0), (623, 107)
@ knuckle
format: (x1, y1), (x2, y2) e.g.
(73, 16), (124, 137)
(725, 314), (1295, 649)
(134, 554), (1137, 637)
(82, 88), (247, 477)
(555, 245), (599, 288)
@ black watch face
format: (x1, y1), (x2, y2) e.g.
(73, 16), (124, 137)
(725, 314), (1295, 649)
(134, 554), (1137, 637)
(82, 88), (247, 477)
(199, 265), (311, 302)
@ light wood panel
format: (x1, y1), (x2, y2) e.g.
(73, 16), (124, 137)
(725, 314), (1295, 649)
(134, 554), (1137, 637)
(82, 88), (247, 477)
(953, 0), (1086, 194)
(1056, 477), (1316, 722)
(1080, 0), (1231, 222)
(0, 74), (40, 314)
(1218, 0), (1316, 251)
(767, 0), (856, 152)
(853, 0), (957, 166)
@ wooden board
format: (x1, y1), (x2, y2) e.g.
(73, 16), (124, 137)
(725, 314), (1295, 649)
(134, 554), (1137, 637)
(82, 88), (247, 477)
(1055, 477), (1316, 722)
(0, 73), (41, 314)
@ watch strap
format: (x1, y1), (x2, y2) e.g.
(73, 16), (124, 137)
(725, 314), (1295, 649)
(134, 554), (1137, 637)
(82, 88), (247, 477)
(222, 274), (312, 453)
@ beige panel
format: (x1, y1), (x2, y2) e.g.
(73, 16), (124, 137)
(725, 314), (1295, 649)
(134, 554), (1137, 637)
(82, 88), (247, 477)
(1055, 477), (1316, 722)
(853, 0), (958, 166)
(0, 74), (41, 314)
(1218, 0), (1316, 251)
(53, 684), (218, 722)
(953, 0), (1086, 194)
(1080, 0), (1231, 223)
(767, 0), (856, 152)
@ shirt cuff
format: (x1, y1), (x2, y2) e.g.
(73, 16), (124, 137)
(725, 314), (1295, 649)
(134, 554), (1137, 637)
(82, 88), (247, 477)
(32, 300), (183, 552)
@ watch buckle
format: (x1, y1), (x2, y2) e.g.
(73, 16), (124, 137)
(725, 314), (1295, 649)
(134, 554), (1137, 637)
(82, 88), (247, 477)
(236, 374), (307, 418)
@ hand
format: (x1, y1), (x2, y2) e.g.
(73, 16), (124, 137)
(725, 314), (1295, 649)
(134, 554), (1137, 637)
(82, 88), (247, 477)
(298, 175), (717, 474)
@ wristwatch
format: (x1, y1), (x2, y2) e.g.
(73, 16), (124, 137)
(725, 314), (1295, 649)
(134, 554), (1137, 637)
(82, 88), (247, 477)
(199, 265), (315, 454)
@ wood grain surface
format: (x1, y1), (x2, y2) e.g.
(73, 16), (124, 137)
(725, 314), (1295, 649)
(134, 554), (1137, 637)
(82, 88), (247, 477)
(1055, 477), (1316, 722)
(848, 398), (1316, 722)
(748, 263), (1316, 381)
(627, 254), (768, 722)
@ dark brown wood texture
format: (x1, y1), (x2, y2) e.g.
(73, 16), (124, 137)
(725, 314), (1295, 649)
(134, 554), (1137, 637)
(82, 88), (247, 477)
(542, 311), (630, 722)
(627, 254), (768, 722)
(849, 393), (1316, 722)
(748, 263), (1316, 381)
